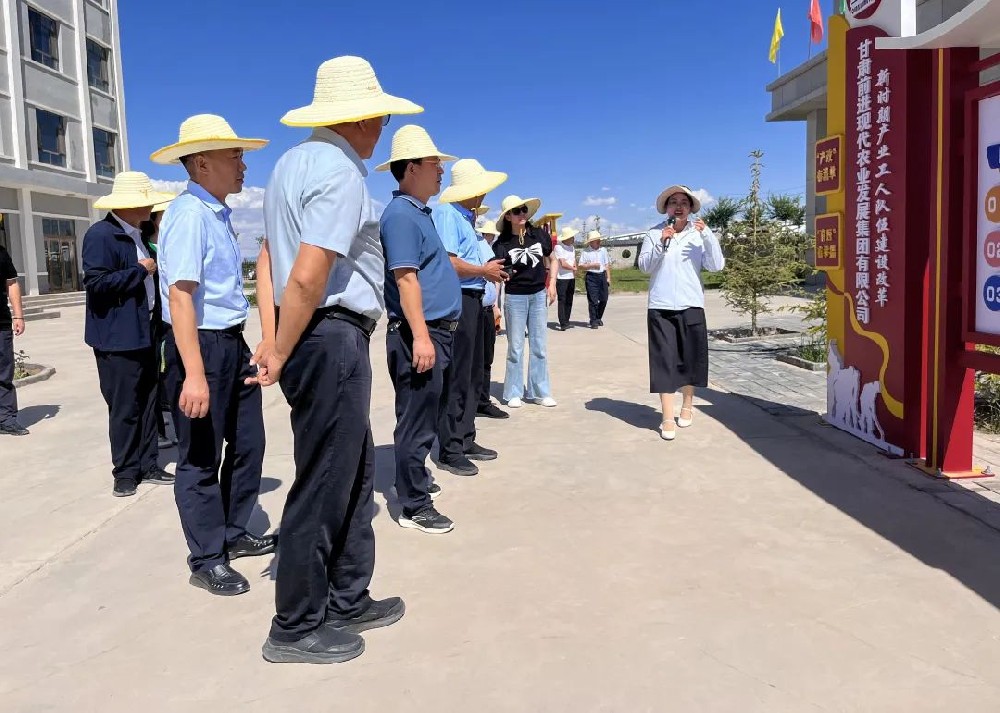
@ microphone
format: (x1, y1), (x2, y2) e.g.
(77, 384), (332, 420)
(663, 216), (676, 246)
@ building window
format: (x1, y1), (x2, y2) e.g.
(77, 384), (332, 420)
(36, 110), (66, 167)
(42, 218), (74, 238)
(86, 40), (110, 92)
(28, 8), (60, 70)
(0, 214), (9, 253)
(93, 128), (116, 178)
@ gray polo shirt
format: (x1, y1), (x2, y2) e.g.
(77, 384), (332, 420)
(264, 127), (385, 320)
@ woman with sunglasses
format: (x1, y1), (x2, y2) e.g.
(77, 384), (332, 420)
(492, 195), (558, 408)
(638, 185), (722, 441)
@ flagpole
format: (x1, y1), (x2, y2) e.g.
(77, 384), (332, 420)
(808, 15), (813, 59)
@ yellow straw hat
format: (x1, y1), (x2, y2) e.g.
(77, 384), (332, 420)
(281, 56), (423, 127)
(476, 205), (490, 217)
(151, 114), (268, 165)
(558, 227), (579, 243)
(585, 230), (603, 243)
(93, 172), (175, 210)
(151, 196), (174, 214)
(478, 220), (498, 235)
(374, 125), (457, 172)
(497, 194), (541, 224)
(438, 159), (508, 204)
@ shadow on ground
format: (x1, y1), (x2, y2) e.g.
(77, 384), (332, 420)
(17, 404), (60, 427)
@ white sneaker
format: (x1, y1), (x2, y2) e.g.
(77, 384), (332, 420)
(507, 397), (523, 408)
(539, 397), (557, 408)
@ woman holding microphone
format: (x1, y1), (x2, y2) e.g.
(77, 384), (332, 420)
(638, 185), (723, 441)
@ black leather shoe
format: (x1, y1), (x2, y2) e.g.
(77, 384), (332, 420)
(189, 563), (250, 596)
(229, 532), (277, 560)
(262, 625), (365, 664)
(0, 421), (29, 436)
(326, 597), (405, 634)
(464, 442), (497, 461)
(142, 466), (175, 485)
(113, 479), (137, 497)
(476, 402), (509, 419)
(437, 455), (479, 476)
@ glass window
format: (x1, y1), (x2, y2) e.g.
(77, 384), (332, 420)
(93, 128), (116, 178)
(28, 8), (59, 70)
(86, 40), (110, 92)
(42, 218), (75, 238)
(36, 110), (66, 167)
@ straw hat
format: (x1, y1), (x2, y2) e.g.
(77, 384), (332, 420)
(151, 197), (174, 214)
(374, 125), (456, 172)
(497, 194), (541, 224)
(478, 220), (498, 235)
(558, 227), (579, 243)
(584, 230), (603, 243)
(151, 114), (268, 165)
(438, 159), (508, 204)
(281, 56), (423, 127)
(476, 205), (490, 217)
(93, 172), (175, 210)
(655, 184), (702, 214)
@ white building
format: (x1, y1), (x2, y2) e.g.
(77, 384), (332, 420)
(0, 0), (127, 294)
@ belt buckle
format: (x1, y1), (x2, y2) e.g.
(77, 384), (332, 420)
(449, 321), (459, 332)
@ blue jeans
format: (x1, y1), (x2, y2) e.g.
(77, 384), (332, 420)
(503, 291), (552, 401)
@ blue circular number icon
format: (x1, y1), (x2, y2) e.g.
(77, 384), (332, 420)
(985, 275), (1000, 312)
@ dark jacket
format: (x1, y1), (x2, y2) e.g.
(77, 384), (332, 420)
(82, 213), (152, 352)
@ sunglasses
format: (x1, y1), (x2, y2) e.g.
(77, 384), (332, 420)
(510, 206), (529, 216)
(382, 115), (392, 127)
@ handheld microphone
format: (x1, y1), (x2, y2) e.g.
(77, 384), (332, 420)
(667, 217), (676, 227)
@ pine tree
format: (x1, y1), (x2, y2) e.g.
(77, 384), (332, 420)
(721, 150), (811, 334)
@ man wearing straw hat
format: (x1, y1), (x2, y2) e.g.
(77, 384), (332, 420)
(151, 115), (276, 596)
(432, 159), (509, 476)
(82, 171), (177, 497)
(254, 56), (422, 664)
(375, 124), (460, 534)
(475, 219), (508, 419)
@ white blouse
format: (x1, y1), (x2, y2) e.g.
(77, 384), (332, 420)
(638, 223), (724, 310)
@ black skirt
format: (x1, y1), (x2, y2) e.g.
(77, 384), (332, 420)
(647, 307), (708, 394)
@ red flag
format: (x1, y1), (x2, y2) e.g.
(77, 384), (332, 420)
(809, 0), (824, 44)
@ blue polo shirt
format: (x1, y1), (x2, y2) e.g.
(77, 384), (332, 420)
(158, 180), (249, 330)
(380, 192), (462, 323)
(432, 202), (486, 292)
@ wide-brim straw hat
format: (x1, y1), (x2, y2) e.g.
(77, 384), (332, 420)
(281, 56), (423, 127)
(497, 194), (541, 224)
(476, 205), (490, 217)
(584, 230), (603, 243)
(656, 184), (702, 214)
(558, 227), (579, 243)
(439, 159), (508, 203)
(93, 171), (175, 210)
(151, 197), (174, 214)
(478, 219), (498, 235)
(151, 114), (268, 165)
(373, 125), (457, 172)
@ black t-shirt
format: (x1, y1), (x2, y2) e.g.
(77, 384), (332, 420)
(492, 225), (553, 295)
(0, 246), (16, 329)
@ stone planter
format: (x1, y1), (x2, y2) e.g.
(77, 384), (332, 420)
(14, 364), (56, 387)
(712, 327), (800, 344)
(776, 352), (826, 372)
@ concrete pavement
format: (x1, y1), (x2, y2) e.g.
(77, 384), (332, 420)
(3, 294), (1000, 711)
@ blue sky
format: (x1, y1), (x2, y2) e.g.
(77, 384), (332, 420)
(120, 0), (830, 252)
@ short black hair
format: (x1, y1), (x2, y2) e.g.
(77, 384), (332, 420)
(390, 157), (423, 182)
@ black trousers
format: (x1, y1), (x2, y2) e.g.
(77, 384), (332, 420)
(387, 323), (453, 515)
(478, 305), (497, 408)
(556, 279), (575, 327)
(270, 316), (376, 642)
(438, 291), (484, 460)
(94, 345), (158, 483)
(0, 328), (17, 425)
(586, 272), (609, 324)
(164, 327), (264, 573)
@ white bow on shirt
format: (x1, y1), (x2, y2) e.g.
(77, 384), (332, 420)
(510, 242), (543, 267)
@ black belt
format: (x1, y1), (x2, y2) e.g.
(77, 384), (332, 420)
(316, 305), (378, 337)
(388, 317), (459, 333)
(462, 289), (485, 300)
(199, 322), (245, 336)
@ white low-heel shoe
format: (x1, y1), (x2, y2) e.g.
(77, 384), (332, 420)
(507, 397), (523, 408)
(677, 407), (694, 428)
(660, 424), (676, 441)
(539, 397), (557, 408)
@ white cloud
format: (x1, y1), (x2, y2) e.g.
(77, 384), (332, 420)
(690, 188), (716, 210)
(601, 186), (612, 192)
(563, 214), (645, 238)
(583, 195), (617, 207)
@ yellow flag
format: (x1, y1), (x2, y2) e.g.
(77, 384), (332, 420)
(769, 8), (784, 64)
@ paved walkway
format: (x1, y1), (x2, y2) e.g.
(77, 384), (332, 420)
(4, 294), (1000, 711)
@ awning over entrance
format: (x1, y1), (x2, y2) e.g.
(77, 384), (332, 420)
(877, 0), (1000, 50)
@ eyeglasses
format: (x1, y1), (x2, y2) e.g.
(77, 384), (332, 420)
(510, 206), (528, 216)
